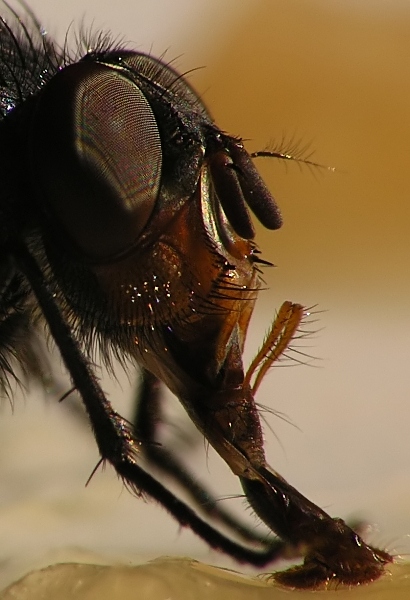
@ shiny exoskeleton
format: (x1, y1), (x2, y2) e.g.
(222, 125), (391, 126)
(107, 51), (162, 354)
(0, 3), (392, 589)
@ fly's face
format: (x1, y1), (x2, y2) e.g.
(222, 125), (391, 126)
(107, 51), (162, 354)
(26, 49), (282, 398)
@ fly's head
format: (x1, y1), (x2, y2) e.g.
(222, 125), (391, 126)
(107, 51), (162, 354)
(26, 49), (282, 400)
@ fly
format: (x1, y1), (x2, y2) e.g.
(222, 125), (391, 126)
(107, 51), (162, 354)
(0, 1), (392, 589)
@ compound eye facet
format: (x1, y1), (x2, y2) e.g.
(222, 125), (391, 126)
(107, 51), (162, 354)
(30, 61), (162, 260)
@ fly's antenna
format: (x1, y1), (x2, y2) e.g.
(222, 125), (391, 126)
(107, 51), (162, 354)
(251, 136), (335, 174)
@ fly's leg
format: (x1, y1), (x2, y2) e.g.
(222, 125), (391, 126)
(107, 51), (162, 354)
(186, 303), (393, 589)
(132, 368), (276, 547)
(16, 244), (286, 567)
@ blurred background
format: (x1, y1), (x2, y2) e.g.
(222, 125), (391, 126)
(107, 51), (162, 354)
(0, 0), (409, 591)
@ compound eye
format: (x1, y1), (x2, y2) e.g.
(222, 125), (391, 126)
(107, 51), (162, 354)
(30, 61), (162, 261)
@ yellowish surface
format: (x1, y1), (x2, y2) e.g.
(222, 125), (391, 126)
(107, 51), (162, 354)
(2, 558), (410, 600)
